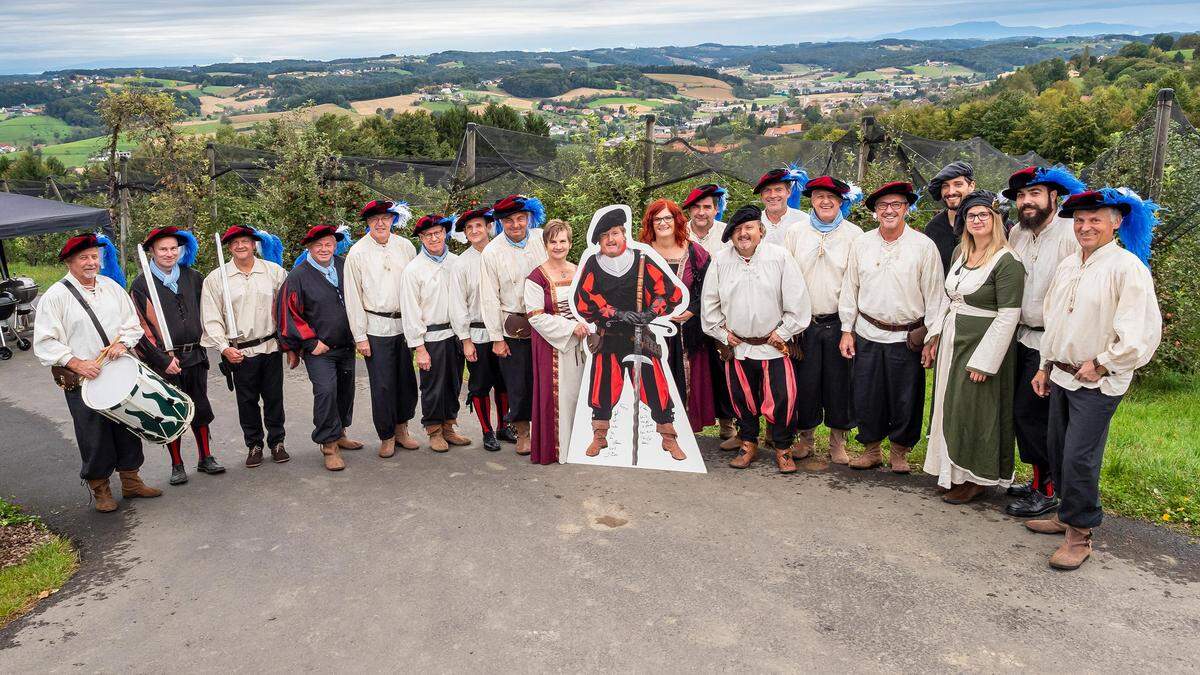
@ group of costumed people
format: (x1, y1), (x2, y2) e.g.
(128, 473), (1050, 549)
(33, 157), (1161, 572)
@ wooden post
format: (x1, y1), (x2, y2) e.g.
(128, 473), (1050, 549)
(207, 141), (217, 224)
(464, 122), (477, 185)
(48, 178), (64, 202)
(856, 116), (874, 185)
(642, 114), (656, 185)
(1148, 88), (1174, 201)
(118, 155), (131, 277)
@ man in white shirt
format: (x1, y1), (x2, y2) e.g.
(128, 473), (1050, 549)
(34, 233), (160, 512)
(782, 175), (863, 465)
(702, 205), (812, 473)
(402, 214), (474, 452)
(839, 181), (945, 474)
(344, 199), (420, 459)
(1000, 166), (1086, 518)
(454, 207), (512, 452)
(1026, 189), (1162, 571)
(201, 225), (290, 468)
(681, 182), (737, 448)
(752, 167), (811, 246)
(478, 194), (549, 456)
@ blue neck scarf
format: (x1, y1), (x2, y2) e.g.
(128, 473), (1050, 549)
(504, 233), (528, 249)
(422, 246), (449, 263)
(809, 209), (843, 234)
(306, 255), (338, 287)
(151, 262), (180, 294)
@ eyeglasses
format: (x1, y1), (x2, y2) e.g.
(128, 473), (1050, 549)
(418, 230), (446, 240)
(652, 216), (675, 225)
(875, 201), (908, 212)
(965, 212), (993, 222)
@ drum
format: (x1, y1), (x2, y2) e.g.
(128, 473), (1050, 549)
(81, 355), (194, 445)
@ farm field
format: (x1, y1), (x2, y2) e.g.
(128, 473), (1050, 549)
(645, 73), (735, 101)
(550, 87), (622, 102)
(198, 93), (271, 116)
(0, 115), (78, 146)
(39, 135), (136, 167)
(226, 103), (360, 125)
(349, 94), (424, 114)
(909, 63), (978, 78)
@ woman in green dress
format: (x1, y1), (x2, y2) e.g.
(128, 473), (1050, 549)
(924, 190), (1026, 505)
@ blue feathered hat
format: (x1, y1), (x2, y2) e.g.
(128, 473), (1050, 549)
(1059, 188), (1159, 267)
(96, 233), (126, 287)
(490, 194), (546, 236)
(388, 201), (413, 230)
(254, 229), (284, 266)
(754, 165), (808, 210)
(681, 184), (728, 222)
(142, 226), (198, 267)
(1002, 165), (1086, 201)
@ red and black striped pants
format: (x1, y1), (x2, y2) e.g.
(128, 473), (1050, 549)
(725, 356), (798, 448)
(588, 351), (675, 424)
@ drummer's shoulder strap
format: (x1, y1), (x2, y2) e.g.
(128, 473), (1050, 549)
(59, 279), (111, 346)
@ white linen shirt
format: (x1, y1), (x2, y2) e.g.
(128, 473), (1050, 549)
(454, 245), (492, 344)
(400, 252), (470, 348)
(478, 233), (548, 342)
(783, 218), (864, 317)
(689, 219), (726, 255)
(200, 258), (287, 356)
(1040, 241), (1161, 396)
(34, 274), (143, 367)
(701, 242), (812, 361)
(1008, 216), (1079, 350)
(839, 224), (946, 344)
(343, 233), (417, 343)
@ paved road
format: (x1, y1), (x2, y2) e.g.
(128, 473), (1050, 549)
(1, 347), (1197, 672)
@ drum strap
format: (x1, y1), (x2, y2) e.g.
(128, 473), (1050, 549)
(60, 279), (110, 346)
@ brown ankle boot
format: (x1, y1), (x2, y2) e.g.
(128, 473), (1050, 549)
(394, 423), (420, 450)
(942, 481), (985, 504)
(1049, 526), (1093, 570)
(320, 442), (345, 471)
(776, 447), (797, 474)
(828, 428), (850, 465)
(443, 419), (472, 446)
(378, 436), (396, 459)
(791, 428), (815, 460)
(586, 420), (609, 457)
(1025, 514), (1068, 535)
(87, 478), (118, 512)
(730, 440), (758, 469)
(657, 423), (686, 461)
(514, 421), (531, 456)
(889, 445), (911, 474)
(718, 418), (737, 440)
(336, 436), (364, 450)
(426, 424), (449, 452)
(849, 442), (883, 470)
(118, 470), (162, 499)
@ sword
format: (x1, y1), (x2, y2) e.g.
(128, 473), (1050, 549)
(213, 232), (242, 391)
(136, 243), (174, 353)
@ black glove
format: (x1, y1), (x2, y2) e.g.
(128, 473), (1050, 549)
(615, 310), (653, 326)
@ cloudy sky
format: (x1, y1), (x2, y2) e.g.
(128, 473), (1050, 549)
(0, 0), (1193, 74)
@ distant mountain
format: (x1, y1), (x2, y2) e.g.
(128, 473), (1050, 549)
(879, 20), (1151, 41)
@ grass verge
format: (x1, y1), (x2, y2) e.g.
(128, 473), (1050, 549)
(0, 498), (78, 628)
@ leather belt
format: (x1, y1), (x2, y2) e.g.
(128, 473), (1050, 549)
(811, 313), (839, 324)
(860, 312), (923, 333)
(427, 322), (452, 332)
(1050, 361), (1079, 375)
(174, 342), (201, 353)
(237, 333), (277, 349)
(733, 333), (772, 346)
(1022, 325), (1045, 332)
(469, 321), (486, 329)
(366, 309), (403, 319)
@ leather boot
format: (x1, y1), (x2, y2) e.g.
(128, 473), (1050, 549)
(586, 420), (609, 457)
(87, 478), (118, 513)
(443, 419), (472, 447)
(514, 421), (531, 456)
(1006, 490), (1060, 518)
(1025, 514), (1069, 535)
(849, 442), (883, 470)
(790, 428), (815, 460)
(497, 424), (518, 444)
(118, 470), (162, 499)
(378, 436), (396, 459)
(718, 418), (737, 440)
(889, 445), (911, 474)
(245, 445), (264, 468)
(657, 423), (686, 461)
(426, 424), (449, 453)
(482, 431), (501, 452)
(729, 440), (757, 469)
(719, 435), (742, 451)
(394, 423), (420, 450)
(336, 436), (364, 450)
(320, 442), (345, 471)
(775, 446), (797, 474)
(270, 442), (290, 463)
(942, 481), (985, 504)
(828, 428), (850, 465)
(1049, 526), (1093, 570)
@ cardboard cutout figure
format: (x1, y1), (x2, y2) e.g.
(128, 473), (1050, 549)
(565, 205), (706, 473)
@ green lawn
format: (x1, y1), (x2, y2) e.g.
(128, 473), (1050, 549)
(419, 101), (459, 113)
(0, 115), (78, 146)
(909, 63), (977, 78)
(176, 121), (227, 135)
(702, 371), (1199, 532)
(822, 70), (891, 83)
(114, 76), (188, 87)
(5, 262), (63, 290)
(751, 96), (788, 106)
(0, 498), (78, 628)
(200, 85), (238, 96)
(1164, 49), (1195, 60)
(588, 97), (665, 108)
(39, 135), (136, 168)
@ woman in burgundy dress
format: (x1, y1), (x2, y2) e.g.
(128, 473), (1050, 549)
(526, 220), (589, 464)
(639, 199), (716, 432)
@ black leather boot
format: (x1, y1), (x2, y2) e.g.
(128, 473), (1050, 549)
(1005, 490), (1060, 518)
(197, 456), (226, 475)
(496, 425), (518, 444)
(1007, 480), (1034, 498)
(169, 463), (188, 485)
(482, 431), (501, 452)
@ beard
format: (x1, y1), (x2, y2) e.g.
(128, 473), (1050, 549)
(1018, 202), (1054, 229)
